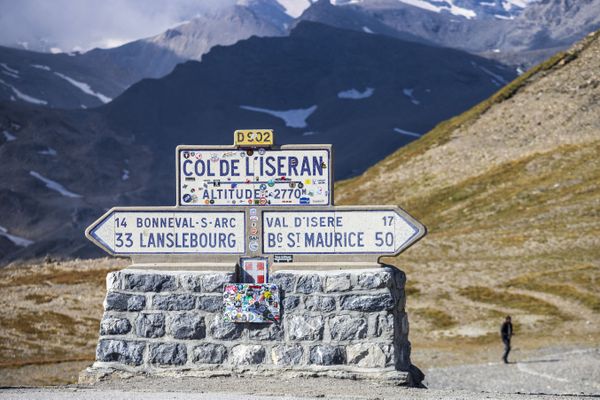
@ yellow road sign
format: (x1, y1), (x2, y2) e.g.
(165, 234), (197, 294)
(234, 129), (274, 147)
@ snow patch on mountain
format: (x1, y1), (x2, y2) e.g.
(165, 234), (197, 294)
(362, 26), (374, 34)
(38, 147), (58, 156)
(0, 225), (34, 247)
(398, 0), (476, 19)
(3, 130), (17, 141)
(393, 127), (421, 138)
(471, 62), (508, 85)
(0, 79), (48, 105)
(2, 70), (19, 79)
(276, 0), (312, 17)
(54, 72), (112, 103)
(31, 64), (51, 71)
(240, 104), (317, 128)
(338, 87), (374, 99)
(122, 169), (130, 181)
(403, 88), (420, 105)
(29, 171), (82, 198)
(0, 63), (19, 75)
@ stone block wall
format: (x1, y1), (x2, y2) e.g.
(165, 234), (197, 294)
(87, 266), (420, 385)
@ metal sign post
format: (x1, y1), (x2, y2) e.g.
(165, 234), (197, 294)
(85, 129), (426, 270)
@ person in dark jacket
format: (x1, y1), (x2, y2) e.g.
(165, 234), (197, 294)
(501, 315), (513, 363)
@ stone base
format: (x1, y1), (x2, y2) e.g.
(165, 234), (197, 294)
(82, 265), (423, 387)
(80, 365), (417, 386)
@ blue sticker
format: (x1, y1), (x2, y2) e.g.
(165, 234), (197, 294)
(299, 197), (310, 205)
(183, 194), (192, 203)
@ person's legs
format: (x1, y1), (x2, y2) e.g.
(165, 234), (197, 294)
(502, 337), (511, 363)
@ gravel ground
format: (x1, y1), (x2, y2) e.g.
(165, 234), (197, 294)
(425, 346), (600, 396)
(0, 386), (593, 400)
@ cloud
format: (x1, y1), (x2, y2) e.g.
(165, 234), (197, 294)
(0, 0), (235, 52)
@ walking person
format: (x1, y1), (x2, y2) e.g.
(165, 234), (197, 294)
(501, 315), (513, 363)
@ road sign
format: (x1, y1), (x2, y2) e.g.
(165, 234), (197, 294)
(262, 207), (425, 256)
(234, 129), (274, 147)
(86, 208), (246, 256)
(177, 145), (332, 207)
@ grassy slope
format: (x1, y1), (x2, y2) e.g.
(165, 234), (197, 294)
(0, 259), (126, 385)
(336, 31), (600, 365)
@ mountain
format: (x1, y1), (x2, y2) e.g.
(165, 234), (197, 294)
(336, 30), (600, 353)
(2, 0), (597, 110)
(344, 0), (536, 20)
(298, 0), (600, 68)
(79, 1), (291, 81)
(101, 21), (514, 180)
(0, 1), (291, 109)
(0, 21), (515, 263)
(0, 101), (156, 261)
(0, 46), (131, 109)
(290, 0), (430, 43)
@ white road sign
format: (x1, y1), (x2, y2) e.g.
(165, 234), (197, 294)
(86, 208), (246, 255)
(177, 145), (332, 207)
(262, 208), (425, 255)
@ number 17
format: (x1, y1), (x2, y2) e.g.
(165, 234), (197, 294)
(382, 216), (393, 226)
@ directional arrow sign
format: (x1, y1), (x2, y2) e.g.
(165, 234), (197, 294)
(262, 207), (425, 256)
(86, 208), (246, 256)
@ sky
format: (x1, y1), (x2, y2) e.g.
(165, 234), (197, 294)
(0, 0), (237, 53)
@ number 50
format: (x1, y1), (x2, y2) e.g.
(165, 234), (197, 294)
(375, 232), (394, 247)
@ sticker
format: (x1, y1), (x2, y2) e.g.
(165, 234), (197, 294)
(259, 148), (266, 155)
(250, 227), (258, 235)
(250, 221), (257, 228)
(222, 282), (279, 324)
(249, 235), (259, 241)
(300, 197), (310, 205)
(274, 254), (294, 263)
(268, 179), (275, 187)
(259, 197), (267, 205)
(250, 215), (259, 221)
(250, 208), (257, 216)
(240, 257), (268, 283)
(182, 194), (192, 203)
(246, 149), (254, 156)
(249, 241), (259, 252)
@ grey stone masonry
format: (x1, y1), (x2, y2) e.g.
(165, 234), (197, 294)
(89, 266), (420, 386)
